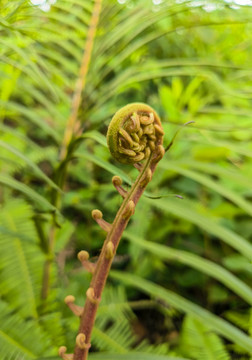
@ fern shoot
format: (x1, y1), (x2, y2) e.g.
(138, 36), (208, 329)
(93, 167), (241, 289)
(59, 103), (165, 360)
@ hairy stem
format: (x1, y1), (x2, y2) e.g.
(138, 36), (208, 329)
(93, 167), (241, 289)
(59, 103), (165, 360)
(73, 152), (163, 360)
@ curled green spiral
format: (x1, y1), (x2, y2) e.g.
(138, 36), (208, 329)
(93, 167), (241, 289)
(107, 103), (164, 164)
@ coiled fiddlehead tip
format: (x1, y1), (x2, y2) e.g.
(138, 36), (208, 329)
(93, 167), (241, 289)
(107, 103), (164, 164)
(77, 250), (90, 262)
(64, 295), (75, 304)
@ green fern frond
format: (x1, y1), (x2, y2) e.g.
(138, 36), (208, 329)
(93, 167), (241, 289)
(92, 286), (137, 352)
(0, 199), (45, 318)
(98, 286), (135, 321)
(88, 353), (191, 360)
(124, 232), (252, 305)
(0, 300), (57, 360)
(0, 176), (56, 212)
(180, 315), (231, 360)
(0, 140), (59, 190)
(224, 310), (250, 332)
(144, 197), (252, 260)
(111, 271), (252, 353)
(135, 341), (171, 355)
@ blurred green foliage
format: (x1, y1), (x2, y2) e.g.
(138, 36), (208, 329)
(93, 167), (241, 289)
(0, 0), (252, 359)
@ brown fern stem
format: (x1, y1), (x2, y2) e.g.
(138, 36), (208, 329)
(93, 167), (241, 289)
(60, 0), (103, 161)
(59, 104), (165, 360)
(74, 152), (163, 360)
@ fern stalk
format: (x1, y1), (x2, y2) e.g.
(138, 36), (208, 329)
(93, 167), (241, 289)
(60, 0), (103, 160)
(41, 225), (56, 300)
(59, 103), (165, 360)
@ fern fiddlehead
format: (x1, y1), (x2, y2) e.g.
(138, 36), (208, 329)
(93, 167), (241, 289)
(107, 103), (164, 164)
(59, 103), (164, 360)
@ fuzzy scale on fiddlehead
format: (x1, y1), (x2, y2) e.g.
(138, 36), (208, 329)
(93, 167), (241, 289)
(107, 103), (164, 164)
(60, 103), (165, 360)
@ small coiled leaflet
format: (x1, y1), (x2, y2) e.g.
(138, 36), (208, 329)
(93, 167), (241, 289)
(107, 103), (164, 164)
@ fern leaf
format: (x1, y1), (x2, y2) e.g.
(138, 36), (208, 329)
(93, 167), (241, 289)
(111, 271), (252, 353)
(0, 176), (56, 212)
(0, 300), (56, 360)
(181, 315), (231, 360)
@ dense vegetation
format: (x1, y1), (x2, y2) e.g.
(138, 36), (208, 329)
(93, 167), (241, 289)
(0, 0), (252, 359)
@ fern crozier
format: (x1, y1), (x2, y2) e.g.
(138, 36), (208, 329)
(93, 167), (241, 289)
(107, 103), (164, 164)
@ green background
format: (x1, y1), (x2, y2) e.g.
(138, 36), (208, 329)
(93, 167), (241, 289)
(0, 0), (252, 359)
